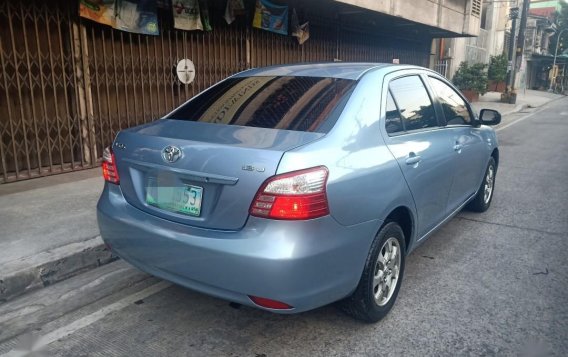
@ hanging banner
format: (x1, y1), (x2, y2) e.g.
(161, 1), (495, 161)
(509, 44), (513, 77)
(224, 0), (245, 25)
(172, 0), (203, 31)
(295, 22), (309, 45)
(200, 0), (212, 31)
(252, 0), (288, 35)
(291, 8), (309, 45)
(115, 0), (159, 35)
(79, 0), (116, 26)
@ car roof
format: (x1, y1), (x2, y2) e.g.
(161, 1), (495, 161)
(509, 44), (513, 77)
(233, 62), (422, 80)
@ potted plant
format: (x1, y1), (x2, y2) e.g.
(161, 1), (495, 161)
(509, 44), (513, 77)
(487, 54), (508, 92)
(452, 61), (488, 102)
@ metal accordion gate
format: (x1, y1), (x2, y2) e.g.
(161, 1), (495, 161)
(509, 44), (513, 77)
(0, 0), (430, 183)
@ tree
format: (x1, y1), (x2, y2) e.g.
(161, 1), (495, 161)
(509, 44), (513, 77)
(549, 2), (568, 55)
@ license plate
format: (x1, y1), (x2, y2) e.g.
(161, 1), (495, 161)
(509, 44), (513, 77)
(146, 183), (203, 217)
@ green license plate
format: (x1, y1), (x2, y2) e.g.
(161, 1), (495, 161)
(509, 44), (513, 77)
(146, 183), (203, 217)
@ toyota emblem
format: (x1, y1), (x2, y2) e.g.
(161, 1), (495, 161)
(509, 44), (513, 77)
(162, 145), (182, 163)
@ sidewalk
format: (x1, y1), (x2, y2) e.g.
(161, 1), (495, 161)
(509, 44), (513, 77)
(471, 89), (564, 116)
(0, 169), (114, 303)
(0, 88), (563, 304)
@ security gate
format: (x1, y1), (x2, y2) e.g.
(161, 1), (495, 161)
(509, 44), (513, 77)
(434, 59), (449, 78)
(0, 1), (83, 182)
(0, 0), (430, 183)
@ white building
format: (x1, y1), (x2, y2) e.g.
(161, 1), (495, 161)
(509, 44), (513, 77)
(433, 0), (511, 79)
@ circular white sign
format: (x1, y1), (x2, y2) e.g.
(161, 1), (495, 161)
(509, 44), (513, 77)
(176, 59), (195, 84)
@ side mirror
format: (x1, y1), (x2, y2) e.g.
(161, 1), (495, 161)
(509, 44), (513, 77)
(479, 109), (501, 126)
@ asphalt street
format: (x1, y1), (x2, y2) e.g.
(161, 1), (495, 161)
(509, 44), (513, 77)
(1, 98), (567, 357)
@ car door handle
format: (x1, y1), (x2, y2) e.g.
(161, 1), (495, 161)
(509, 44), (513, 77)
(405, 154), (422, 165)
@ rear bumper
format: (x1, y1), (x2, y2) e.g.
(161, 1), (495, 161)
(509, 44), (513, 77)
(97, 183), (380, 313)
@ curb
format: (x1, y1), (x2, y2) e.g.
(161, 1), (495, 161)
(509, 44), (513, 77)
(500, 103), (527, 116)
(476, 92), (566, 117)
(501, 95), (567, 116)
(0, 236), (116, 304)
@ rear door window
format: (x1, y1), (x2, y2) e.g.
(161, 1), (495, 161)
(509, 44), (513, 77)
(389, 76), (438, 131)
(385, 91), (404, 134)
(166, 76), (356, 133)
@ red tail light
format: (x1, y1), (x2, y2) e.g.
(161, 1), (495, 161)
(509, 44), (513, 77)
(250, 166), (329, 220)
(102, 146), (119, 184)
(249, 295), (293, 310)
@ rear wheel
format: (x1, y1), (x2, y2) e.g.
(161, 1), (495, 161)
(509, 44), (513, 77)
(340, 222), (406, 323)
(467, 157), (496, 212)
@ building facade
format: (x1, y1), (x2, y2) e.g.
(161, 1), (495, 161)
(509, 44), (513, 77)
(433, 0), (510, 80)
(0, 0), (481, 183)
(524, 0), (562, 90)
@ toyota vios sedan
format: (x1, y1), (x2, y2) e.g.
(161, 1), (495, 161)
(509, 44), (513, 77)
(97, 63), (501, 322)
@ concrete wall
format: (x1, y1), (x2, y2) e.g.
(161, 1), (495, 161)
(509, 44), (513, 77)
(335, 0), (481, 36)
(486, 1), (508, 58)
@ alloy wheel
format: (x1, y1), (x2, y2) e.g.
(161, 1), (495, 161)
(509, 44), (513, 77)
(484, 165), (495, 204)
(373, 237), (401, 306)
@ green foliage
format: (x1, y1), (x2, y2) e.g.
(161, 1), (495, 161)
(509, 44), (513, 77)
(452, 61), (488, 95)
(488, 54), (508, 83)
(550, 3), (568, 55)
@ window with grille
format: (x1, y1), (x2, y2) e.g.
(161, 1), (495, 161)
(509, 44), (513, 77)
(472, 0), (482, 17)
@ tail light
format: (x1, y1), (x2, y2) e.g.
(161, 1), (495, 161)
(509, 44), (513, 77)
(102, 146), (119, 184)
(250, 166), (329, 220)
(249, 295), (293, 310)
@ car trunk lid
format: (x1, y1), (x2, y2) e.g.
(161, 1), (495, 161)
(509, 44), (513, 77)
(113, 119), (324, 231)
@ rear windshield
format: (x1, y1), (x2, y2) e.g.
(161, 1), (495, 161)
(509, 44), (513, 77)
(166, 76), (356, 133)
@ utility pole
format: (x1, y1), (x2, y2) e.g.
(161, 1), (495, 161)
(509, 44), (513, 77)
(505, 0), (530, 104)
(516, 0), (531, 57)
(505, 7), (519, 99)
(513, 0), (531, 91)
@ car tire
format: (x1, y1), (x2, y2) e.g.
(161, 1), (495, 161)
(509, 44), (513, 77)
(467, 157), (496, 213)
(340, 221), (406, 323)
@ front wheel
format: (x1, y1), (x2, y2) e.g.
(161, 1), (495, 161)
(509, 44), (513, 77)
(467, 157), (496, 212)
(340, 222), (406, 323)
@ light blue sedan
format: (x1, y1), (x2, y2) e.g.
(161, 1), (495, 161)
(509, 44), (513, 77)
(97, 63), (500, 322)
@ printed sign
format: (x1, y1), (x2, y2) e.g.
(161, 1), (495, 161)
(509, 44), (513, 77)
(80, 0), (116, 26)
(114, 0), (159, 35)
(252, 0), (288, 35)
(172, 0), (203, 31)
(176, 59), (195, 84)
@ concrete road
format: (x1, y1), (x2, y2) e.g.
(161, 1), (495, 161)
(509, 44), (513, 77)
(1, 98), (567, 357)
